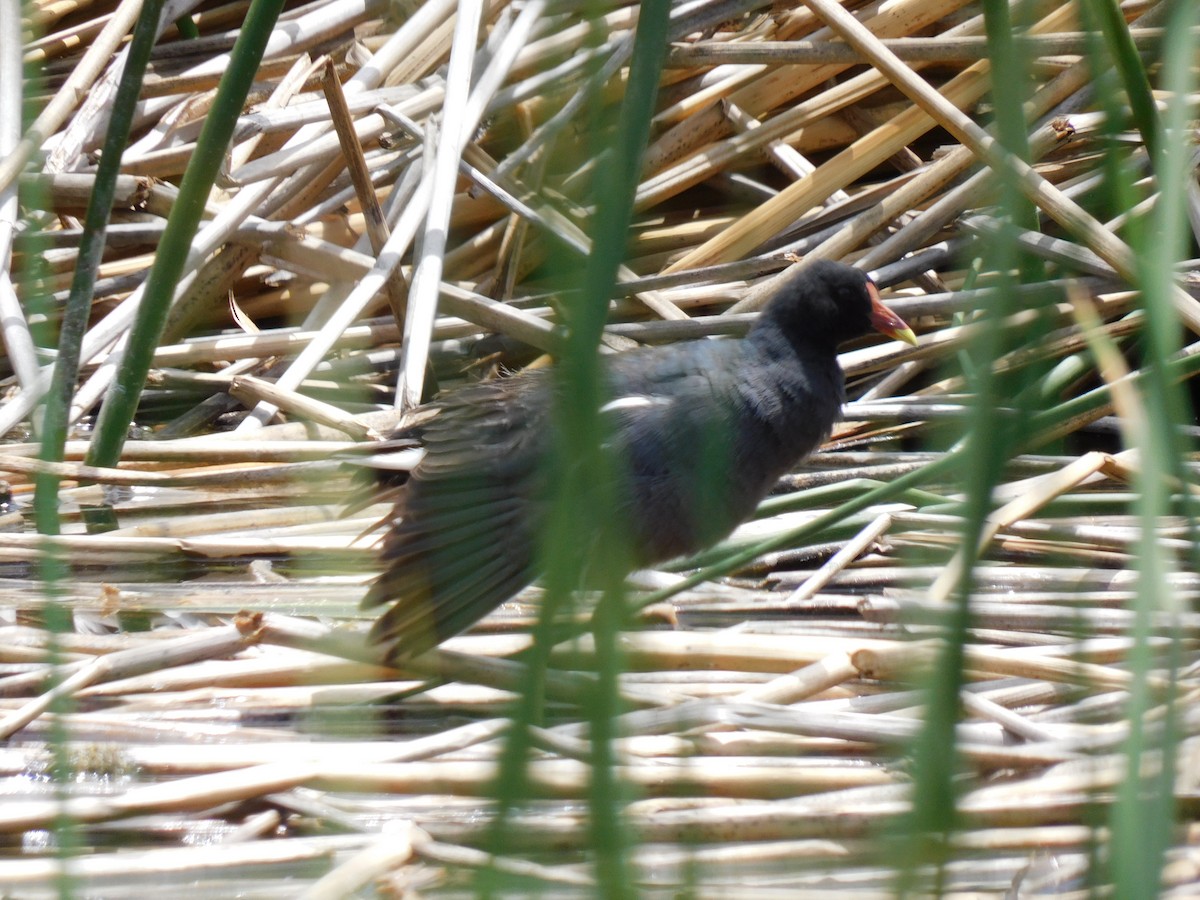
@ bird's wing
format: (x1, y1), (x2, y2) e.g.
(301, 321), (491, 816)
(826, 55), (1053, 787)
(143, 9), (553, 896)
(597, 343), (756, 562)
(363, 375), (550, 658)
(340, 405), (441, 517)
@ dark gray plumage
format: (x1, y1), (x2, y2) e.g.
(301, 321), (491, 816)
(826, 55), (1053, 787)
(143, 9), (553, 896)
(361, 261), (915, 658)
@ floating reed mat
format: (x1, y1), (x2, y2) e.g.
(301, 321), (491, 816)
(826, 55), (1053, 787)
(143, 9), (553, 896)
(1, 0), (1199, 894)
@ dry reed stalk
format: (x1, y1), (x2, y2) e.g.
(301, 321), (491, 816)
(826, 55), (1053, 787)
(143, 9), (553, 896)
(0, 835), (383, 891)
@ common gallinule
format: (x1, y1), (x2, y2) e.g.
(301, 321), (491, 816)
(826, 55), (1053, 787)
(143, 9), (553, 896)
(361, 260), (916, 659)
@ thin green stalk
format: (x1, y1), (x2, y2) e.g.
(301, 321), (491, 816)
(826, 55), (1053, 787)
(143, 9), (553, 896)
(481, 0), (671, 892)
(35, 0), (166, 536)
(576, 10), (671, 891)
(896, 4), (1049, 888)
(1027, 345), (1200, 445)
(84, 0), (286, 471)
(1110, 1), (1197, 895)
(174, 12), (200, 39)
(982, 0), (1041, 280)
(1076, 0), (1146, 233)
(1080, 0), (1161, 165)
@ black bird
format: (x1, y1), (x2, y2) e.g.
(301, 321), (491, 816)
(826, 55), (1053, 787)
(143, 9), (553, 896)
(361, 260), (916, 659)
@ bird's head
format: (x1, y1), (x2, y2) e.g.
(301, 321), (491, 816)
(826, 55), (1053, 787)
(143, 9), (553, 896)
(754, 259), (917, 350)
